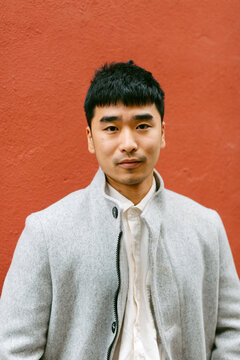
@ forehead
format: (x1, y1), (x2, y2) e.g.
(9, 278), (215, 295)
(92, 102), (161, 121)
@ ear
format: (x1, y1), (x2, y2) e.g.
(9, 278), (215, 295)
(160, 121), (166, 149)
(86, 126), (96, 154)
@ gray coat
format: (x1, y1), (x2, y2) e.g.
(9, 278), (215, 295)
(0, 168), (240, 359)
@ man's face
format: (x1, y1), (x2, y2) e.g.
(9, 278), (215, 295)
(86, 102), (165, 190)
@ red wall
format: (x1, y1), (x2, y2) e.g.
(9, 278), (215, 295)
(1, 0), (240, 291)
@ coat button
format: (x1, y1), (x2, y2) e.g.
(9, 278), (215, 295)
(112, 207), (118, 219)
(112, 321), (116, 333)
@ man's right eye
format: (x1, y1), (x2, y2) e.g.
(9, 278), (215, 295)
(104, 126), (118, 132)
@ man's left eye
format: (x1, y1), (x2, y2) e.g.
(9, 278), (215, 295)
(137, 124), (151, 130)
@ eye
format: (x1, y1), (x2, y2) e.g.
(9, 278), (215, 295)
(136, 123), (151, 130)
(104, 126), (118, 132)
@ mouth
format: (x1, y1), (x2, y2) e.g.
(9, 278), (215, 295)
(118, 159), (142, 168)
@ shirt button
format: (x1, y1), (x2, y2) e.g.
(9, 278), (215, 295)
(112, 207), (118, 219)
(111, 321), (116, 333)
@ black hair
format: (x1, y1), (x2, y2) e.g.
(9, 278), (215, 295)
(84, 60), (165, 128)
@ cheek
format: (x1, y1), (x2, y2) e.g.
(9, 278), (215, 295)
(143, 136), (162, 153)
(95, 138), (117, 158)
(142, 137), (162, 166)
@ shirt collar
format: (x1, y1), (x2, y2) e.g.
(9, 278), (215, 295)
(105, 176), (156, 213)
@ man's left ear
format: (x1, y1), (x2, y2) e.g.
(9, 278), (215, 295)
(161, 121), (166, 149)
(86, 126), (95, 154)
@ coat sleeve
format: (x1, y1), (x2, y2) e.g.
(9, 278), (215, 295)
(211, 213), (240, 359)
(0, 214), (52, 359)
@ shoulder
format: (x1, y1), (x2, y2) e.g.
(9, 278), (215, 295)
(22, 169), (109, 242)
(26, 185), (93, 232)
(161, 189), (228, 259)
(163, 188), (221, 230)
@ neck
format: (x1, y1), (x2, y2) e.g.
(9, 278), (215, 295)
(106, 173), (154, 205)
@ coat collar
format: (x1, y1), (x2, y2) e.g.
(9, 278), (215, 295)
(89, 166), (166, 235)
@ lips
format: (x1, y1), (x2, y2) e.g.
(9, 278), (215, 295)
(118, 159), (142, 168)
(119, 158), (140, 164)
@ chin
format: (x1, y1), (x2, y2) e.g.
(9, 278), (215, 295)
(118, 175), (145, 186)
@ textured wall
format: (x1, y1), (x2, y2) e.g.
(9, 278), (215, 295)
(1, 0), (240, 291)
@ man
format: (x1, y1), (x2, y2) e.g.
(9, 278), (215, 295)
(0, 60), (239, 359)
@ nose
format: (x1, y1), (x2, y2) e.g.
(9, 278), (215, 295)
(119, 128), (138, 153)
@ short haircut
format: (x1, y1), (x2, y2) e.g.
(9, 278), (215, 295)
(84, 60), (165, 128)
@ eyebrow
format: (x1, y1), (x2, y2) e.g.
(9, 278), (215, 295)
(99, 113), (153, 123)
(100, 116), (119, 123)
(133, 113), (153, 120)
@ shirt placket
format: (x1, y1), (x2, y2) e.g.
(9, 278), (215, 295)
(127, 207), (145, 359)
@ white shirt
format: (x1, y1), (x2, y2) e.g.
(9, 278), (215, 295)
(106, 177), (167, 360)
